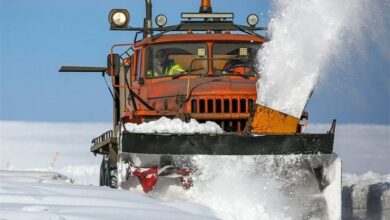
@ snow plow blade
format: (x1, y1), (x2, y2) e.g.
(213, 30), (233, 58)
(121, 132), (334, 156)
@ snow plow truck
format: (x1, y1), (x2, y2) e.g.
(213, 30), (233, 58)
(60, 0), (342, 219)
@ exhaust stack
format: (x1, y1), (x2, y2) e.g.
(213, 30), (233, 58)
(144, 0), (153, 38)
(200, 0), (212, 13)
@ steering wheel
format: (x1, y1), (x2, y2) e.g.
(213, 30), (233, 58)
(224, 64), (252, 74)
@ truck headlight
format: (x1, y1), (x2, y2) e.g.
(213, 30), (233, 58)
(247, 14), (259, 27)
(109, 9), (130, 28)
(155, 14), (167, 27)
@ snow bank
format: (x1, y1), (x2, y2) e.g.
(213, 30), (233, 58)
(0, 121), (107, 170)
(343, 172), (390, 186)
(0, 170), (217, 220)
(124, 117), (224, 134)
(58, 165), (100, 185)
(308, 124), (390, 174)
(342, 172), (390, 219)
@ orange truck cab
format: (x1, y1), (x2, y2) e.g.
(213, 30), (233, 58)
(93, 0), (268, 133)
(120, 34), (264, 132)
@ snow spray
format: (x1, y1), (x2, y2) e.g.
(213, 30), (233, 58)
(256, 0), (389, 118)
(183, 155), (340, 220)
(144, 1), (389, 219)
(184, 156), (293, 220)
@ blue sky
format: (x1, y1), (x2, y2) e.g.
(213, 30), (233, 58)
(0, 0), (389, 124)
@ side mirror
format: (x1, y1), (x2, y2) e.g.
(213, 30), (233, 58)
(107, 53), (121, 76)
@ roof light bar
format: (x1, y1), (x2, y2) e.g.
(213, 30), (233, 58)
(181, 13), (234, 20)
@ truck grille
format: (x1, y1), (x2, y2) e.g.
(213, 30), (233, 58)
(190, 98), (254, 131)
(191, 98), (254, 114)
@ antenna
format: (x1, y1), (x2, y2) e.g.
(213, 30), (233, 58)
(200, 0), (212, 13)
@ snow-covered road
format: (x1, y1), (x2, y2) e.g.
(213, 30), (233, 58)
(0, 121), (389, 219)
(0, 170), (217, 220)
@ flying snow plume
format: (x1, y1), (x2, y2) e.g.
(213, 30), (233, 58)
(257, 0), (390, 118)
(184, 156), (292, 220)
(181, 155), (340, 220)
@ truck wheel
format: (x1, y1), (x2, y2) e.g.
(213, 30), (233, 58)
(110, 169), (118, 188)
(100, 155), (110, 186)
(99, 160), (104, 186)
(99, 155), (117, 188)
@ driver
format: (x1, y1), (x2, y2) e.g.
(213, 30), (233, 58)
(223, 48), (256, 74)
(223, 58), (247, 71)
(147, 49), (185, 77)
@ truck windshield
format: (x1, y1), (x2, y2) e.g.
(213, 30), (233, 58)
(145, 43), (208, 78)
(213, 43), (260, 75)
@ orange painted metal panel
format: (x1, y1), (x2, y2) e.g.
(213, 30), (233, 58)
(251, 105), (300, 134)
(137, 34), (264, 46)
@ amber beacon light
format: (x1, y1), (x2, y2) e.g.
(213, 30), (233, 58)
(200, 0), (212, 13)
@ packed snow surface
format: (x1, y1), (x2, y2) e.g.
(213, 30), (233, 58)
(0, 170), (217, 220)
(124, 117), (224, 134)
(1, 121), (389, 219)
(0, 121), (104, 185)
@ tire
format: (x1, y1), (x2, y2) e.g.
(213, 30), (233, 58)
(99, 155), (117, 188)
(99, 158), (104, 186)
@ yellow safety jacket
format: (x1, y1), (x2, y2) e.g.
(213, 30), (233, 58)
(147, 62), (185, 77)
